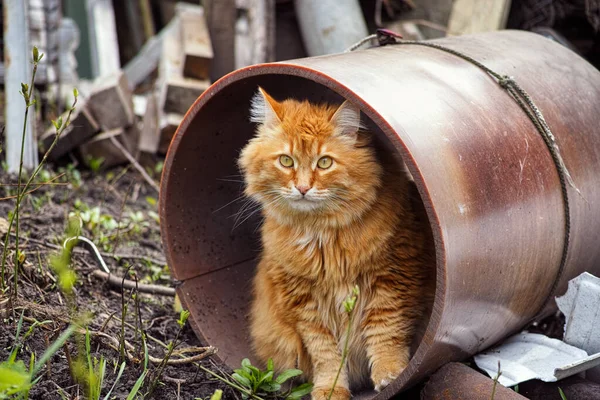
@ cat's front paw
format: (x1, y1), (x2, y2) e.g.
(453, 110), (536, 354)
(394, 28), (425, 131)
(311, 386), (351, 400)
(371, 360), (406, 392)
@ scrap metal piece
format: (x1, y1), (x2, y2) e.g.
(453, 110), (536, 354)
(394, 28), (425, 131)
(474, 332), (600, 387)
(557, 272), (600, 382)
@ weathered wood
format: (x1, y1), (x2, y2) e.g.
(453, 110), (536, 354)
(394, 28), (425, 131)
(177, 4), (213, 80)
(39, 99), (99, 160)
(448, 0), (512, 36)
(79, 126), (137, 169)
(4, 0), (39, 171)
(204, 0), (236, 81)
(123, 35), (162, 90)
(86, 0), (120, 78)
(158, 113), (183, 155)
(294, 0), (368, 56)
(162, 76), (210, 115)
(88, 70), (135, 130)
(138, 93), (161, 154)
(157, 16), (210, 115)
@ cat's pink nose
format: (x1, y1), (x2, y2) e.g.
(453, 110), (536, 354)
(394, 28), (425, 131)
(296, 185), (311, 195)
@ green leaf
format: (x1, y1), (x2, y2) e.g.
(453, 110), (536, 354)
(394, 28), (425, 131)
(259, 381), (281, 393)
(32, 47), (39, 62)
(126, 370), (148, 400)
(32, 324), (77, 376)
(73, 88), (79, 98)
(0, 360), (31, 394)
(258, 370), (274, 385)
(232, 373), (251, 388)
(267, 358), (274, 372)
(233, 368), (252, 381)
(102, 362), (126, 400)
(209, 389), (223, 400)
(275, 369), (303, 384)
(241, 358), (252, 368)
(286, 383), (314, 399)
(558, 387), (568, 400)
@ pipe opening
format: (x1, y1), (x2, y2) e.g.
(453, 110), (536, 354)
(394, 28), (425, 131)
(161, 72), (442, 396)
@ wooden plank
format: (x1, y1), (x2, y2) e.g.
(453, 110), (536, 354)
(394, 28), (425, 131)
(177, 4), (213, 80)
(157, 16), (210, 115)
(248, 0), (276, 64)
(158, 113), (183, 155)
(138, 93), (160, 154)
(88, 70), (135, 130)
(4, 0), (39, 171)
(204, 0), (236, 81)
(79, 126), (137, 169)
(162, 76), (210, 115)
(86, 0), (120, 78)
(448, 0), (512, 36)
(39, 98), (99, 160)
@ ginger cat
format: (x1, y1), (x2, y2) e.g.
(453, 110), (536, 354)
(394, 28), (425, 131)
(238, 87), (435, 400)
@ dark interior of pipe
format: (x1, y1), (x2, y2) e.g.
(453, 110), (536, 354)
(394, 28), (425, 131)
(165, 73), (435, 373)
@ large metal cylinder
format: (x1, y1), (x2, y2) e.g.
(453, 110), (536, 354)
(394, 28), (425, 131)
(159, 30), (600, 398)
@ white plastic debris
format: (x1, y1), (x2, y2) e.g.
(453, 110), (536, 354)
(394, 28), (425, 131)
(557, 272), (600, 382)
(474, 332), (600, 387)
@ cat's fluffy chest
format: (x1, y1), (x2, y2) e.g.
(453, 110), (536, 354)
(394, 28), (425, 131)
(262, 219), (394, 283)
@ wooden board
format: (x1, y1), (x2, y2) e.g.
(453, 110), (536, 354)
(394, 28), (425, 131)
(88, 70), (134, 131)
(177, 4), (213, 80)
(204, 0), (236, 81)
(448, 0), (512, 36)
(39, 99), (99, 160)
(157, 16), (210, 115)
(79, 126), (138, 169)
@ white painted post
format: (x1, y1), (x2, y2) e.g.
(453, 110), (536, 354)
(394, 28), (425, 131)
(3, 0), (39, 172)
(85, 0), (120, 78)
(294, 0), (369, 56)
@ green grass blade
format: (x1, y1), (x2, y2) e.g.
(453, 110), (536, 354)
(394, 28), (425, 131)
(126, 370), (148, 400)
(102, 362), (126, 400)
(31, 324), (77, 377)
(558, 387), (568, 400)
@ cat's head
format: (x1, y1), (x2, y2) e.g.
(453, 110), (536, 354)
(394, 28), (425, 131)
(238, 87), (382, 225)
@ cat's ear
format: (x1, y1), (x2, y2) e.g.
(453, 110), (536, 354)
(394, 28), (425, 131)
(330, 100), (364, 139)
(250, 87), (282, 128)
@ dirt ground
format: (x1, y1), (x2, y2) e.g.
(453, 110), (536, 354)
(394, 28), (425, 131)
(0, 165), (237, 400)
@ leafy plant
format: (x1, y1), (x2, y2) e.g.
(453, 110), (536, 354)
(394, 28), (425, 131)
(0, 46), (78, 292)
(86, 156), (105, 173)
(233, 358), (311, 400)
(0, 312), (77, 399)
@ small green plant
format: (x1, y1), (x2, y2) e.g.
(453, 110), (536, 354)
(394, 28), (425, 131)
(197, 358), (312, 400)
(558, 387), (568, 400)
(0, 46), (78, 292)
(145, 309), (190, 397)
(86, 156), (105, 173)
(490, 361), (502, 400)
(0, 312), (77, 399)
(232, 358), (311, 400)
(327, 285), (359, 400)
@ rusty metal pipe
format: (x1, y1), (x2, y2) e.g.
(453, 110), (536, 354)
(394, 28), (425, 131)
(159, 31), (600, 398)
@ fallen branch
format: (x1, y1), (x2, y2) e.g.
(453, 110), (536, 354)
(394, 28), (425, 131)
(108, 135), (160, 192)
(89, 329), (217, 365)
(92, 269), (175, 296)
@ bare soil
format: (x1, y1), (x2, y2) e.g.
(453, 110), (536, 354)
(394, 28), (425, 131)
(0, 166), (236, 400)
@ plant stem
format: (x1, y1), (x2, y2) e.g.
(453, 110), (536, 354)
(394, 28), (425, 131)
(10, 60), (38, 297)
(327, 312), (354, 400)
(0, 86), (77, 291)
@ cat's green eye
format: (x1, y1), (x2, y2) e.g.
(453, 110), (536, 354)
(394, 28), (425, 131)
(317, 156), (333, 169)
(279, 155), (294, 168)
